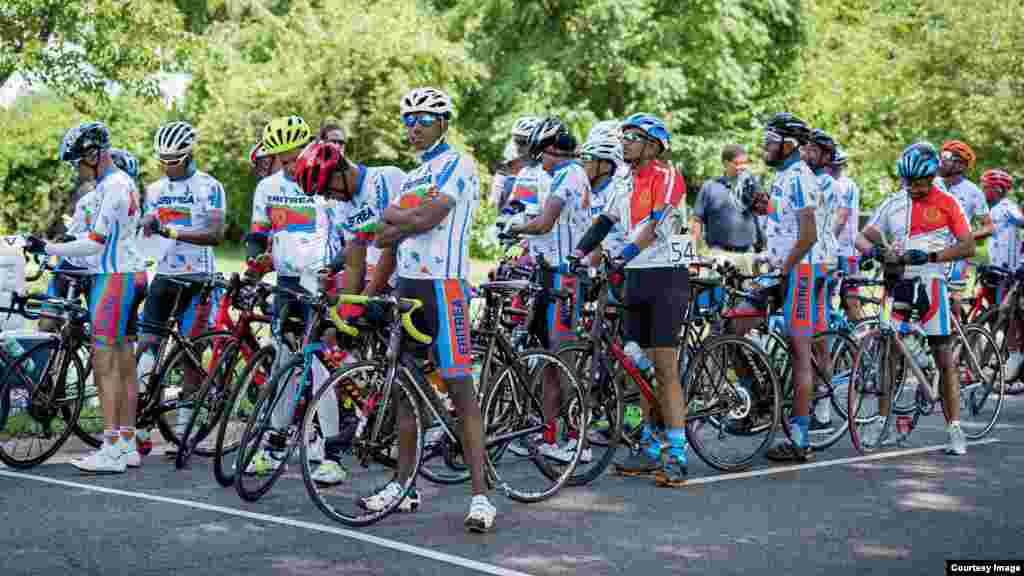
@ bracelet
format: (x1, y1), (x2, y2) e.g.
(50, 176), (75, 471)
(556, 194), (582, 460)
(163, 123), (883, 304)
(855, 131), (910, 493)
(167, 227), (179, 241)
(929, 252), (938, 263)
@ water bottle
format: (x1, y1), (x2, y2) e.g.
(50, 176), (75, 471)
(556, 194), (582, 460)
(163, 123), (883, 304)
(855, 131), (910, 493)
(137, 349), (156, 395)
(623, 341), (656, 386)
(1, 336), (35, 374)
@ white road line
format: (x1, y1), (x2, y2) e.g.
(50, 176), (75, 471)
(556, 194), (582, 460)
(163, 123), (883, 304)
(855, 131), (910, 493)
(0, 469), (535, 576)
(681, 438), (1000, 486)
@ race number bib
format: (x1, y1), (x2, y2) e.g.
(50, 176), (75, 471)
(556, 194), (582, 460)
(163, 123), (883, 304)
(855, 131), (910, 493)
(668, 234), (696, 267)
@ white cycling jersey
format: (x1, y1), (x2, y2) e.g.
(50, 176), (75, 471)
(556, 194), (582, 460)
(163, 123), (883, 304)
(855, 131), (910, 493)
(834, 174), (861, 257)
(989, 197), (1024, 271)
(764, 154), (832, 267)
(530, 160), (589, 268)
(90, 168), (144, 274)
(250, 170), (330, 278)
(392, 143), (479, 280)
(328, 164), (405, 283)
(64, 183), (101, 271)
(143, 167), (226, 275)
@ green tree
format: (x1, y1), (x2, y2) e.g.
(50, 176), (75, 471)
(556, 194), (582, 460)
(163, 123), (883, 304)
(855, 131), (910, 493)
(430, 0), (804, 180)
(0, 0), (194, 109)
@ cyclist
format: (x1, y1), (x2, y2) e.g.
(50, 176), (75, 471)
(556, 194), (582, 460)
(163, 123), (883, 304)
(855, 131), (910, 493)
(572, 112), (690, 486)
(939, 140), (992, 318)
(363, 87), (496, 532)
(492, 116), (539, 210)
(137, 121), (227, 458)
(505, 117), (588, 463)
(318, 119), (347, 151)
(981, 169), (1024, 391)
(581, 121), (629, 265)
(757, 112), (832, 462)
(293, 141), (405, 485)
(28, 121), (147, 473)
(244, 115), (327, 474)
(830, 147), (864, 321)
(855, 142), (975, 455)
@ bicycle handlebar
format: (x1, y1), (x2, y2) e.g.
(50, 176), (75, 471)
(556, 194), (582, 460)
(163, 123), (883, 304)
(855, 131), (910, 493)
(328, 294), (432, 345)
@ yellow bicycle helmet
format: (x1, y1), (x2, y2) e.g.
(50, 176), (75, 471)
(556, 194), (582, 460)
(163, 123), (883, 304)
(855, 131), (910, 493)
(262, 116), (311, 155)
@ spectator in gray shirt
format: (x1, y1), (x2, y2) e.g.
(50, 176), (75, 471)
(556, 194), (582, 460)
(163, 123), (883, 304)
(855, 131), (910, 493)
(691, 144), (764, 272)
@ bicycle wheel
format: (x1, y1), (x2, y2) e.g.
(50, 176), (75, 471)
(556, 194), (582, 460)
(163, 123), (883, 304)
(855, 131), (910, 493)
(957, 324), (1004, 440)
(152, 331), (234, 452)
(214, 345), (274, 487)
(301, 360), (424, 527)
(482, 348), (586, 503)
(848, 329), (891, 454)
(176, 337), (245, 469)
(0, 340), (86, 469)
(804, 331), (858, 451)
(235, 355), (309, 502)
(69, 342), (102, 448)
(558, 341), (624, 487)
(684, 335), (781, 471)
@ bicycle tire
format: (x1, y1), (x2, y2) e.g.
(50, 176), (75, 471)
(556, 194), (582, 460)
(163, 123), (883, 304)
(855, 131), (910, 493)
(848, 328), (891, 454)
(558, 341), (624, 487)
(213, 345), (274, 487)
(153, 331), (234, 451)
(0, 340), (86, 469)
(684, 334), (781, 471)
(481, 348), (586, 503)
(69, 342), (102, 448)
(301, 360), (424, 527)
(176, 338), (244, 469)
(956, 324), (1004, 440)
(235, 354), (307, 502)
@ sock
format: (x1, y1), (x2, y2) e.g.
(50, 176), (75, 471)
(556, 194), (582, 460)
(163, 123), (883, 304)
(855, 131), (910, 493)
(665, 427), (687, 462)
(790, 415), (810, 449)
(120, 427), (137, 450)
(950, 420), (961, 429)
(641, 424), (662, 459)
(104, 429), (119, 448)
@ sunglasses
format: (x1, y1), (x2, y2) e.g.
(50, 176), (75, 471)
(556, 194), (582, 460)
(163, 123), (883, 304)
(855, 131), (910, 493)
(907, 176), (932, 188)
(402, 113), (439, 128)
(158, 154), (189, 167)
(622, 132), (651, 143)
(940, 150), (961, 163)
(325, 139), (346, 146)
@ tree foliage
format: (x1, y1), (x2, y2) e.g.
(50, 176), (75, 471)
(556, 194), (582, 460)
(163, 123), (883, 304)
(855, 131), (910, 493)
(0, 0), (194, 110)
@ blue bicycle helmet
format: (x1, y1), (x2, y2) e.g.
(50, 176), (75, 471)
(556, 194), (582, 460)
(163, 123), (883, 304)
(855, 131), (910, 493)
(59, 122), (111, 163)
(111, 148), (140, 178)
(621, 113), (670, 152)
(897, 142), (940, 179)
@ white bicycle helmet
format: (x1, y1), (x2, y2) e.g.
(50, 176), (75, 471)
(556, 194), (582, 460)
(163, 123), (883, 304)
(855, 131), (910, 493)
(511, 116), (541, 138)
(579, 132), (624, 166)
(154, 121), (196, 158)
(586, 120), (622, 142)
(400, 87), (453, 117)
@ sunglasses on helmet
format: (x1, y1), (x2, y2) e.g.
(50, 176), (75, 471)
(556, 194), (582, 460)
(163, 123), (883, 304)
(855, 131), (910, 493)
(402, 113), (439, 128)
(158, 154), (190, 167)
(940, 150), (962, 163)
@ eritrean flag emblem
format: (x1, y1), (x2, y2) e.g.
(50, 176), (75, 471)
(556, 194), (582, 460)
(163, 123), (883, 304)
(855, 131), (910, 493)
(158, 207), (192, 227)
(269, 206), (316, 232)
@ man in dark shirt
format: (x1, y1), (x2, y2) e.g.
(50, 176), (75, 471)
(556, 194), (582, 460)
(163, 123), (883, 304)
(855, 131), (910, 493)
(691, 144), (764, 273)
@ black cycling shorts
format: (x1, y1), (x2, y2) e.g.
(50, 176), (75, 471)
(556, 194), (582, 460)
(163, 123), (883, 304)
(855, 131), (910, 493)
(623, 267), (689, 349)
(140, 274), (213, 338)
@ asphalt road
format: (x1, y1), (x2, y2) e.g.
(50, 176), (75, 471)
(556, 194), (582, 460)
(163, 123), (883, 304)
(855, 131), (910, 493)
(3, 397), (1024, 576)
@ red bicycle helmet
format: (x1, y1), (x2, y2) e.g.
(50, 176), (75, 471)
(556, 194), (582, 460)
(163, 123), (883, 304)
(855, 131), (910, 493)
(294, 141), (346, 197)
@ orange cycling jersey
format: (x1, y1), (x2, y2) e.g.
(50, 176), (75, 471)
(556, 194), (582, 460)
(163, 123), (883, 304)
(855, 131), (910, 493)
(627, 160), (686, 231)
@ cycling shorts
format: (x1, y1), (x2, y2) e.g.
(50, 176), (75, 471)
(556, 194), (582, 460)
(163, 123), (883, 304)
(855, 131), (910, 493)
(624, 267), (689, 349)
(397, 277), (473, 381)
(140, 275), (214, 340)
(89, 272), (147, 349)
(893, 277), (951, 337)
(271, 276), (312, 339)
(527, 267), (580, 349)
(836, 255), (860, 295)
(783, 263), (828, 338)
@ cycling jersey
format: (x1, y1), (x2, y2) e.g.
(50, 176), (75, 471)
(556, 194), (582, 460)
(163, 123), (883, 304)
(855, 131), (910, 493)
(90, 167), (144, 274)
(867, 185), (971, 279)
(250, 170), (330, 278)
(143, 167), (225, 275)
(604, 159), (686, 270)
(834, 175), (861, 256)
(392, 143), (480, 280)
(989, 197), (1024, 271)
(328, 164), (405, 279)
(588, 171), (628, 256)
(764, 153), (831, 267)
(530, 160), (589, 268)
(946, 177), (989, 223)
(65, 184), (101, 271)
(814, 169), (839, 261)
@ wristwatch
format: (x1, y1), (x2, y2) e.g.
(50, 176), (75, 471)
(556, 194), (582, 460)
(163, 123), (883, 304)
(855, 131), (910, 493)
(928, 252), (938, 263)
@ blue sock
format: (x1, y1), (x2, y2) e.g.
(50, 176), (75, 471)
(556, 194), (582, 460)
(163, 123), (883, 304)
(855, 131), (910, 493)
(641, 424), (662, 459)
(665, 427), (687, 464)
(790, 415), (810, 449)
